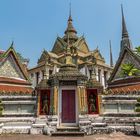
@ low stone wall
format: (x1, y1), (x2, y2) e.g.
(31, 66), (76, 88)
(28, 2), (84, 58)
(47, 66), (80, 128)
(0, 95), (37, 117)
(0, 115), (139, 135)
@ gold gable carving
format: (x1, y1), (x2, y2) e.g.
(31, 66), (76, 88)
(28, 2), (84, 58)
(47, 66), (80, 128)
(38, 51), (49, 63)
(52, 37), (67, 55)
(78, 42), (89, 53)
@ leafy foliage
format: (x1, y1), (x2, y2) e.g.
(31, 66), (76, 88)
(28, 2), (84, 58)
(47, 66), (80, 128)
(135, 98), (140, 113)
(135, 46), (140, 55)
(0, 99), (3, 116)
(120, 62), (140, 77)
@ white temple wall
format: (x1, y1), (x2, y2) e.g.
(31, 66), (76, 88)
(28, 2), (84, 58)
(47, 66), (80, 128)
(101, 95), (138, 115)
(104, 104), (118, 113)
(103, 103), (135, 114)
(3, 104), (35, 114)
(0, 95), (36, 116)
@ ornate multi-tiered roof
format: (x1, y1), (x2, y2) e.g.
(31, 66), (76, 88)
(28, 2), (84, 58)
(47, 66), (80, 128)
(108, 6), (140, 94)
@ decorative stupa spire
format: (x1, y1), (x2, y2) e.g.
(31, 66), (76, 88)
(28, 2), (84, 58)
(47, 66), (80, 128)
(63, 3), (78, 42)
(109, 40), (113, 67)
(121, 5), (132, 50)
(10, 41), (14, 48)
(121, 5), (129, 39)
(65, 33), (73, 65)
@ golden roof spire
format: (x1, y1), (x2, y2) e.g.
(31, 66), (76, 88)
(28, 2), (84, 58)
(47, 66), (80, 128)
(65, 33), (73, 65)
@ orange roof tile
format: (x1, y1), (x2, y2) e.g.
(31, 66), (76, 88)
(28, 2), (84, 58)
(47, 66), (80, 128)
(110, 84), (140, 93)
(0, 85), (33, 94)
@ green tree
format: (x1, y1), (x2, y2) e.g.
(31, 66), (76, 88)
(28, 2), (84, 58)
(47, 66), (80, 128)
(120, 62), (140, 77)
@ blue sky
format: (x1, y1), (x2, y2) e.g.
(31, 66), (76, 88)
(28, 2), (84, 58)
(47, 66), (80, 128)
(0, 0), (140, 67)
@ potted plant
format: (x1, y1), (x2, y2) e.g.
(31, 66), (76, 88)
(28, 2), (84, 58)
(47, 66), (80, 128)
(135, 98), (140, 135)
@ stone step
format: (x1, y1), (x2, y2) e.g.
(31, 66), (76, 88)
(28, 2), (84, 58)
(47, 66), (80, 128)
(0, 117), (35, 123)
(51, 131), (84, 136)
(4, 123), (32, 126)
(91, 123), (107, 127)
(57, 127), (80, 132)
(2, 125), (31, 134)
(79, 120), (91, 126)
(93, 117), (104, 123)
(92, 127), (109, 130)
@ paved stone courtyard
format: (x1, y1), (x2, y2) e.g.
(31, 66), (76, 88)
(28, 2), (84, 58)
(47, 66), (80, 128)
(0, 132), (139, 140)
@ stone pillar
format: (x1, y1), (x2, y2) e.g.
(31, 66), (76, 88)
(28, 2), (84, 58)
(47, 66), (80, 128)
(37, 91), (41, 116)
(83, 87), (88, 113)
(98, 94), (102, 114)
(77, 86), (82, 114)
(53, 65), (57, 74)
(77, 84), (87, 115)
(81, 87), (84, 113)
(53, 86), (58, 115)
(50, 88), (54, 115)
(101, 69), (105, 87)
(32, 73), (36, 88)
(38, 71), (42, 83)
(96, 67), (99, 81)
(106, 71), (110, 81)
(50, 79), (59, 115)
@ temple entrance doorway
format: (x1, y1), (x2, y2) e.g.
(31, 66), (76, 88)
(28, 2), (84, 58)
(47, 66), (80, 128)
(61, 90), (76, 124)
(87, 89), (99, 114)
(39, 90), (50, 115)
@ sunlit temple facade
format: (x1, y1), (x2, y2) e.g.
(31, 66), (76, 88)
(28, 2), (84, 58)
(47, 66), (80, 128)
(28, 12), (113, 122)
(0, 7), (140, 135)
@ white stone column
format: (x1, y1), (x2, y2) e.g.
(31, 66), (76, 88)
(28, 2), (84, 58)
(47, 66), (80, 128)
(101, 69), (105, 87)
(45, 67), (49, 79)
(53, 65), (57, 74)
(96, 67), (99, 81)
(33, 73), (36, 87)
(105, 71), (110, 87)
(38, 71), (42, 83)
(32, 73), (36, 87)
(57, 67), (59, 72)
(106, 71), (110, 80)
(85, 65), (88, 76)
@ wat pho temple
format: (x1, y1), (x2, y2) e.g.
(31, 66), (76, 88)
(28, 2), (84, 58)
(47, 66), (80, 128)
(0, 7), (140, 136)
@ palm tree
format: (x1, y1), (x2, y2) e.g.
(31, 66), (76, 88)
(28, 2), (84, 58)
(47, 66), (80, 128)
(120, 62), (140, 77)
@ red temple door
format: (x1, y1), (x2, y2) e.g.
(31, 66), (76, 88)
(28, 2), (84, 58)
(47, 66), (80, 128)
(62, 90), (76, 123)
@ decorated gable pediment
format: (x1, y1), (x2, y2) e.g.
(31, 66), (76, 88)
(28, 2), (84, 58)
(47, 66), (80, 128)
(0, 53), (25, 80)
(109, 47), (140, 82)
(52, 37), (67, 55)
(75, 37), (89, 53)
(92, 49), (105, 62)
(38, 50), (50, 63)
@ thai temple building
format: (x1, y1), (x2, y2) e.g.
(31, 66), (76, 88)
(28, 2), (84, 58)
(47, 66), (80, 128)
(27, 9), (113, 130)
(0, 45), (35, 117)
(102, 7), (140, 122)
(0, 6), (139, 135)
